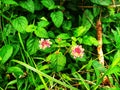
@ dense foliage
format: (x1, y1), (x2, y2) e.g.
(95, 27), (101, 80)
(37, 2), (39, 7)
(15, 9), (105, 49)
(0, 0), (120, 90)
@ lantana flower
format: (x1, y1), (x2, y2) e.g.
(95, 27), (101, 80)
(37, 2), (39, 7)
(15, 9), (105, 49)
(39, 39), (52, 49)
(71, 45), (84, 59)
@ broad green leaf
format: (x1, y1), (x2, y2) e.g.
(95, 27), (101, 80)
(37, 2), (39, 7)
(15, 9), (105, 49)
(0, 45), (13, 64)
(12, 44), (20, 57)
(82, 10), (94, 34)
(48, 31), (55, 38)
(90, 0), (111, 6)
(102, 17), (113, 23)
(75, 55), (86, 61)
(41, 0), (55, 10)
(93, 5), (100, 17)
(47, 52), (66, 72)
(55, 39), (70, 47)
(40, 46), (56, 54)
(56, 33), (70, 39)
(26, 37), (39, 55)
(112, 13), (120, 19)
(77, 37), (82, 43)
(7, 66), (24, 77)
(2, 24), (15, 41)
(35, 27), (48, 38)
(34, 0), (43, 10)
(103, 36), (111, 44)
(112, 30), (120, 49)
(38, 21), (49, 28)
(26, 24), (36, 32)
(92, 60), (106, 73)
(50, 11), (63, 28)
(108, 7), (115, 16)
(20, 0), (34, 13)
(1, 0), (18, 5)
(82, 35), (98, 46)
(12, 16), (28, 33)
(62, 21), (72, 31)
(73, 26), (86, 37)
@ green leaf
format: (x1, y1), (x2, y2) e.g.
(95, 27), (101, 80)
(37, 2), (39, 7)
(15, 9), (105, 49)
(12, 16), (28, 33)
(92, 60), (106, 73)
(6, 80), (17, 88)
(73, 26), (86, 37)
(48, 31), (55, 38)
(20, 0), (34, 13)
(40, 46), (56, 54)
(82, 35), (98, 46)
(90, 0), (111, 6)
(93, 5), (100, 17)
(0, 45), (13, 64)
(12, 44), (20, 57)
(62, 21), (72, 31)
(47, 52), (66, 72)
(2, 24), (15, 41)
(62, 74), (71, 81)
(82, 10), (94, 34)
(7, 66), (24, 77)
(38, 21), (49, 28)
(112, 30), (120, 49)
(35, 85), (45, 90)
(26, 37), (39, 55)
(106, 66), (120, 75)
(34, 0), (43, 10)
(56, 33), (70, 39)
(35, 27), (48, 38)
(1, 0), (18, 5)
(103, 36), (111, 44)
(111, 50), (120, 68)
(55, 39), (70, 47)
(50, 11), (64, 28)
(26, 24), (36, 32)
(41, 0), (55, 10)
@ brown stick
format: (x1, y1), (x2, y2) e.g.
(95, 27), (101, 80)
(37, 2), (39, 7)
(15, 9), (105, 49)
(96, 18), (111, 86)
(96, 18), (104, 65)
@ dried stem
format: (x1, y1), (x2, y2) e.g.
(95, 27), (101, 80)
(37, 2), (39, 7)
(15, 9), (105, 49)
(96, 17), (111, 86)
(96, 18), (104, 65)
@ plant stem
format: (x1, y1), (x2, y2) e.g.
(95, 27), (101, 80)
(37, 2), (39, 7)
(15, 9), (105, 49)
(96, 18), (104, 65)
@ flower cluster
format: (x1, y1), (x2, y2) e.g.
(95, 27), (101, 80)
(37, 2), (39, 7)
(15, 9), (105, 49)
(71, 45), (84, 59)
(39, 39), (52, 49)
(39, 39), (84, 59)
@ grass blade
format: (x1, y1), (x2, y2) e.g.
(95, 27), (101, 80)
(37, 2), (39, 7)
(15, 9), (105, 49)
(12, 59), (78, 90)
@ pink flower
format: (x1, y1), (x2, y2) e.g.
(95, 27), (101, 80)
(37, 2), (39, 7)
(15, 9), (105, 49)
(71, 45), (84, 59)
(39, 39), (52, 49)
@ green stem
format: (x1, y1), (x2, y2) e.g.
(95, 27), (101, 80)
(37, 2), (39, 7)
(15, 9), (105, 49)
(32, 59), (48, 90)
